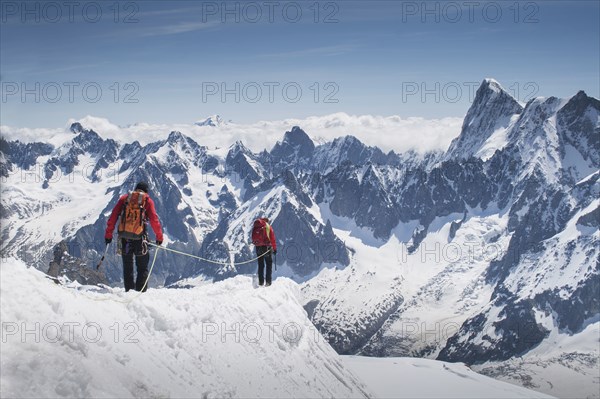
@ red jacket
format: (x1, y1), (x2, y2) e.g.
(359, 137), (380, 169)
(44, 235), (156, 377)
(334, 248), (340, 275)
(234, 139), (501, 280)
(105, 192), (164, 241)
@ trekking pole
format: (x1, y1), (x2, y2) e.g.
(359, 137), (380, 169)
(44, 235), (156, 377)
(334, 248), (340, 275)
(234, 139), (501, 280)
(273, 248), (277, 271)
(96, 243), (110, 270)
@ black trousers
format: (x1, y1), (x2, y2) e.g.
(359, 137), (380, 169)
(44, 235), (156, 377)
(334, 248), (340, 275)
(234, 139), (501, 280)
(121, 239), (149, 292)
(256, 246), (273, 285)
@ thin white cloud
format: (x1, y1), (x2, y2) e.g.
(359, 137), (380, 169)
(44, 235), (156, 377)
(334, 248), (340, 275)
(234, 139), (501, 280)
(0, 126), (69, 148)
(137, 20), (221, 37)
(1, 113), (462, 154)
(260, 44), (359, 58)
(136, 6), (205, 18)
(26, 62), (107, 76)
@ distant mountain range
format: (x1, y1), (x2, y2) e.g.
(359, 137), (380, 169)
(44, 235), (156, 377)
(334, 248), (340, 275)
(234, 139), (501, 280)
(1, 79), (598, 398)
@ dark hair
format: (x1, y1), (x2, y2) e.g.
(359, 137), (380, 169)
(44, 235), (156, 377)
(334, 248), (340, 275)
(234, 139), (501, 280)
(263, 217), (269, 223)
(135, 181), (149, 193)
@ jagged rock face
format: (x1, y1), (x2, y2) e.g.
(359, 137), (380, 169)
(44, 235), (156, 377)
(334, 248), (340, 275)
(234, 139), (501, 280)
(275, 201), (350, 276)
(70, 122), (84, 134)
(437, 298), (551, 364)
(428, 86), (599, 365)
(445, 79), (523, 160)
(41, 127), (120, 186)
(268, 128), (403, 176)
(301, 81), (598, 370)
(225, 142), (264, 187)
(271, 126), (316, 164)
(187, 173), (351, 282)
(47, 241), (108, 286)
(327, 163), (362, 219)
(534, 274), (600, 334)
(557, 91), (600, 184)
(312, 135), (389, 173)
(0, 139), (53, 178)
(353, 166), (400, 240)
(577, 206), (599, 228)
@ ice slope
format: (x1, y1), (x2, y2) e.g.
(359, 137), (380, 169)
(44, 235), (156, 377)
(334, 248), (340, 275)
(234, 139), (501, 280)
(343, 356), (554, 399)
(0, 258), (370, 398)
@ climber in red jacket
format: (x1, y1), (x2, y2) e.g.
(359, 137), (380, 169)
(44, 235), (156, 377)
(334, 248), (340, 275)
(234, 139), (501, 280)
(251, 217), (277, 287)
(105, 182), (164, 292)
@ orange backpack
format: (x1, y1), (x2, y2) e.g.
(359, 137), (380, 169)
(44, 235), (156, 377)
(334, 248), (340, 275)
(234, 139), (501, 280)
(118, 191), (148, 240)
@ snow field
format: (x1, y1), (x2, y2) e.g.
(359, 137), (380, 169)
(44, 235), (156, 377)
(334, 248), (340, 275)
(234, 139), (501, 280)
(343, 356), (554, 399)
(0, 258), (370, 398)
(1, 258), (559, 399)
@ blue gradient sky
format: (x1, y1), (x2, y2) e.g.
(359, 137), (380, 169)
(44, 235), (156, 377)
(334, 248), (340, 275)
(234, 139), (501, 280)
(1, 0), (598, 127)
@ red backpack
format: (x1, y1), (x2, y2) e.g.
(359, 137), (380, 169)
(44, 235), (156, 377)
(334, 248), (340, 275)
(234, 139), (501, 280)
(252, 219), (271, 246)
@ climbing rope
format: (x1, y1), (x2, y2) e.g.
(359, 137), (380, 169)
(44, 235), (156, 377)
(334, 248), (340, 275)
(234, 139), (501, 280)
(146, 242), (270, 266)
(77, 241), (270, 303)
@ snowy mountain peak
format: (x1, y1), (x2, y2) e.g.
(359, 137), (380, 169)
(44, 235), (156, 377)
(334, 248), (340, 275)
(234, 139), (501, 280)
(229, 140), (252, 155)
(481, 77), (505, 93)
(68, 122), (110, 150)
(69, 122), (84, 134)
(474, 78), (520, 108)
(334, 134), (362, 147)
(283, 126), (315, 148)
(166, 131), (206, 155)
(329, 135), (377, 156)
(572, 90), (589, 101)
(167, 130), (187, 143)
(271, 126), (316, 162)
(562, 90), (600, 114)
(195, 114), (225, 127)
(444, 79), (523, 160)
(557, 89), (600, 168)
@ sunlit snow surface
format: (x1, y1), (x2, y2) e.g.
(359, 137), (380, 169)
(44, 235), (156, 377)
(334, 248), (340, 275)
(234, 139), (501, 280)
(1, 258), (553, 399)
(343, 356), (554, 399)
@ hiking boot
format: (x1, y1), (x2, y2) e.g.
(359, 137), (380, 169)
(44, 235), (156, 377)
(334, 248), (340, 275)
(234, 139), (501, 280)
(265, 282), (271, 287)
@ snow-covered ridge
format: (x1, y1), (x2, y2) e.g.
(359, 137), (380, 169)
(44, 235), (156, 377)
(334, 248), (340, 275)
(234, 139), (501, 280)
(0, 258), (370, 398)
(0, 258), (554, 399)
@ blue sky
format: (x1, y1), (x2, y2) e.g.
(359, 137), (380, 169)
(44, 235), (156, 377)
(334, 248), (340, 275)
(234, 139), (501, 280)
(1, 0), (599, 127)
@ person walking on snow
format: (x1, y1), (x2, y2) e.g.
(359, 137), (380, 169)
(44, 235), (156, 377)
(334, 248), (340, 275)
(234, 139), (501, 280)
(105, 182), (163, 292)
(251, 217), (277, 287)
